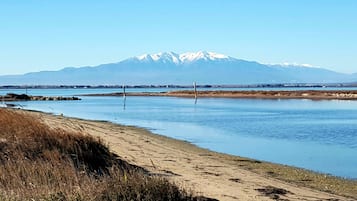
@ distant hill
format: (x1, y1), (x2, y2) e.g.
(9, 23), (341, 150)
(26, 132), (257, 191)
(1, 51), (356, 85)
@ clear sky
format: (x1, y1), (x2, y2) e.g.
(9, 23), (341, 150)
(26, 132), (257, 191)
(1, 0), (356, 75)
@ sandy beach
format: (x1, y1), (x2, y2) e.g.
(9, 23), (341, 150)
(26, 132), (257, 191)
(20, 109), (357, 201)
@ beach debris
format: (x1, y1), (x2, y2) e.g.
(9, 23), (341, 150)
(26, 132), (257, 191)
(194, 196), (219, 201)
(202, 171), (221, 177)
(229, 178), (241, 183)
(255, 186), (291, 200)
(150, 159), (157, 169)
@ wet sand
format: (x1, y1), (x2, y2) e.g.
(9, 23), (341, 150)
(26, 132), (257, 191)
(20, 110), (357, 201)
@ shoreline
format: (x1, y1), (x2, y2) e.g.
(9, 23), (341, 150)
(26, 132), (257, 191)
(81, 90), (357, 100)
(0, 93), (81, 102)
(17, 109), (357, 201)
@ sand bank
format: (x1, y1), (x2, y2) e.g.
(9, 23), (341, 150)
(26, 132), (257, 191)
(20, 110), (357, 201)
(82, 90), (357, 100)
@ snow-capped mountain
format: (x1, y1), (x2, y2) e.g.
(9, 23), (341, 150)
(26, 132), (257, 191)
(179, 51), (231, 62)
(132, 51), (234, 64)
(0, 51), (356, 85)
(134, 52), (180, 64)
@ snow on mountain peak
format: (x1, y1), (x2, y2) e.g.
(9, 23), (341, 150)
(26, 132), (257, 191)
(179, 51), (230, 62)
(281, 62), (314, 68)
(136, 54), (152, 61)
(268, 62), (316, 68)
(135, 52), (179, 63)
(134, 51), (231, 64)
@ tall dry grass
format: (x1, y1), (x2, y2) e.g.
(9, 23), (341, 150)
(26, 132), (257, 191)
(0, 109), (206, 201)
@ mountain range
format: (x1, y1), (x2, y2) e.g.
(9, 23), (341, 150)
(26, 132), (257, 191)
(1, 51), (356, 85)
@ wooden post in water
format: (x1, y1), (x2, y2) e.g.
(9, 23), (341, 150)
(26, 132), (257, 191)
(193, 82), (197, 99)
(123, 84), (126, 98)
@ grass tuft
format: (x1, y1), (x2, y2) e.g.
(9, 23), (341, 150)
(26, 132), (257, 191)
(0, 109), (204, 201)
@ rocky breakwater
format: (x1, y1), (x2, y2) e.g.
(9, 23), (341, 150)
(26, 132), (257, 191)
(1, 93), (81, 101)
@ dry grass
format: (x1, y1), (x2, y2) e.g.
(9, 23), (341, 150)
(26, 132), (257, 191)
(0, 108), (206, 201)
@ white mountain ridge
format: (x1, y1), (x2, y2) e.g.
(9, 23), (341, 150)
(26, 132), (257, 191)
(133, 51), (234, 64)
(132, 51), (319, 69)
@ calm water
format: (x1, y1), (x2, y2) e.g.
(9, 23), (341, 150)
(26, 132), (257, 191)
(4, 88), (357, 179)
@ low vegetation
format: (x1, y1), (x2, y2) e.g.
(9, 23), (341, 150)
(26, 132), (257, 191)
(229, 157), (357, 198)
(0, 108), (204, 201)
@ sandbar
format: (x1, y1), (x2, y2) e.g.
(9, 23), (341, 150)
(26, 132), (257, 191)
(82, 90), (357, 100)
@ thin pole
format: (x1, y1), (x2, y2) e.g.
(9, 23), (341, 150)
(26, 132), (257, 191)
(193, 82), (197, 99)
(123, 85), (126, 98)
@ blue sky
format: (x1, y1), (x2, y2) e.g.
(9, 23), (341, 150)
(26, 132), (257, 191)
(1, 0), (356, 75)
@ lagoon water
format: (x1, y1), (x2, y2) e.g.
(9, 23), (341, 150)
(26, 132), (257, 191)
(2, 88), (357, 179)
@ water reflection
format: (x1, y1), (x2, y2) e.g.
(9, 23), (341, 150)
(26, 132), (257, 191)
(123, 96), (126, 110)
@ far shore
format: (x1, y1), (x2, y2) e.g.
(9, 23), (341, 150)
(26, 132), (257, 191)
(18, 109), (357, 201)
(81, 89), (357, 100)
(0, 93), (81, 102)
(1, 83), (357, 89)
